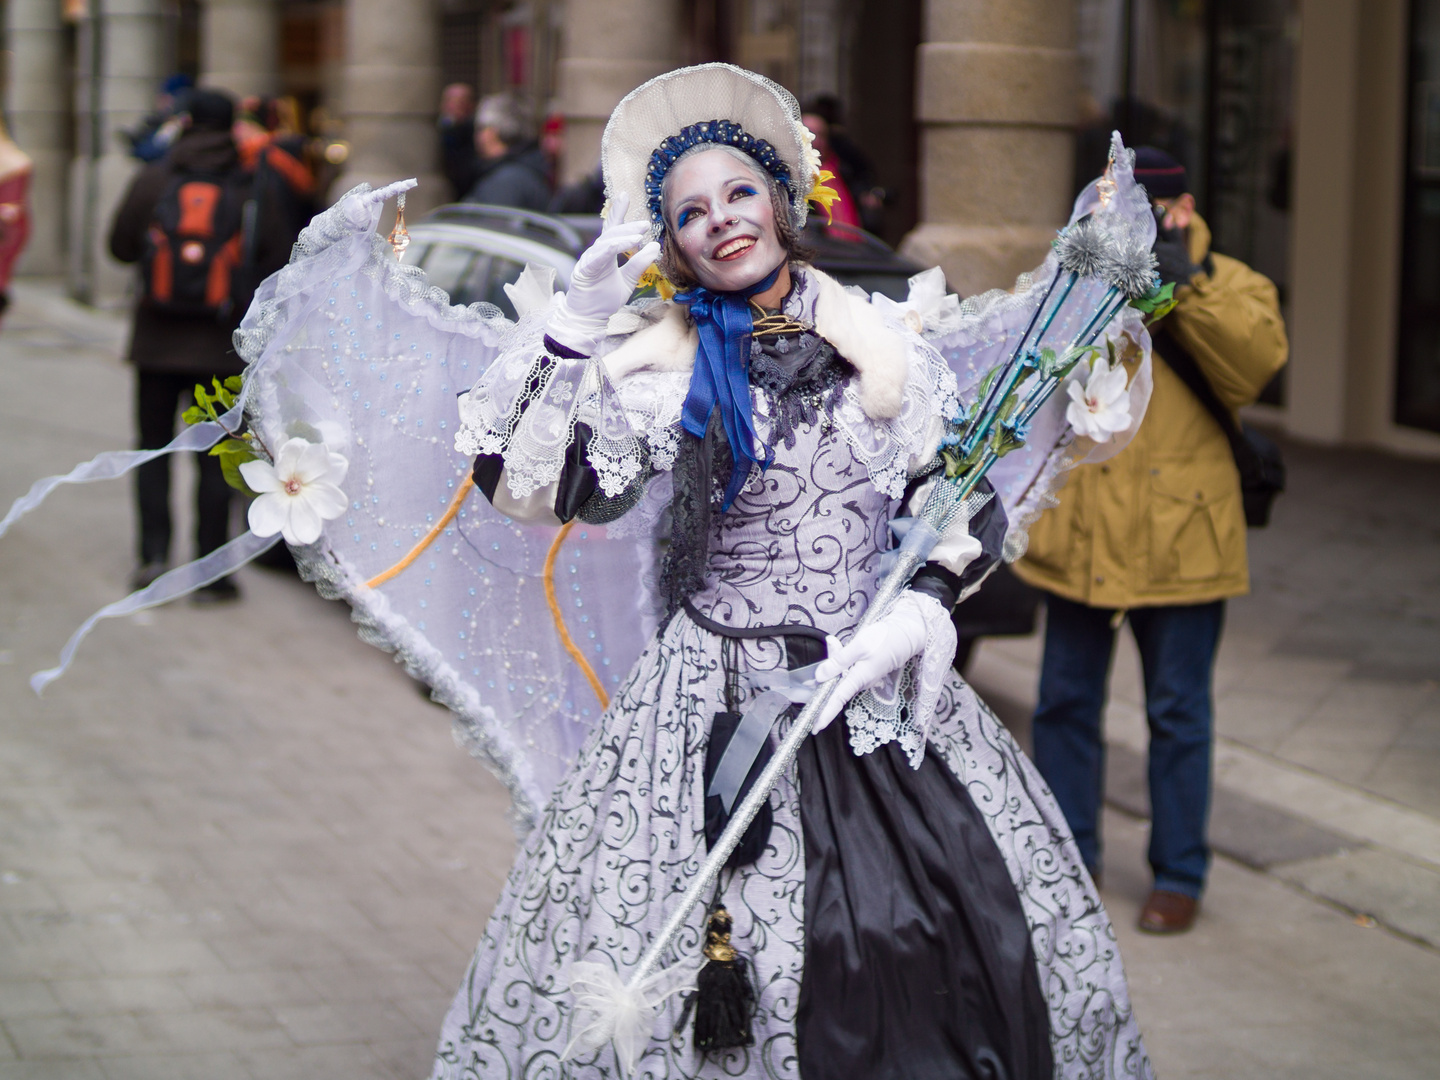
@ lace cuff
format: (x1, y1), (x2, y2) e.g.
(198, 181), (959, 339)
(845, 591), (958, 768)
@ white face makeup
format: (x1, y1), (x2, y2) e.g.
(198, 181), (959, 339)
(663, 148), (787, 293)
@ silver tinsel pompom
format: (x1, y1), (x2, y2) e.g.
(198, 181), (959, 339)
(1106, 231), (1160, 299)
(1054, 216), (1116, 280)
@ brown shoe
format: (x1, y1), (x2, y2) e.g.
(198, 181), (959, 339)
(1138, 889), (1198, 934)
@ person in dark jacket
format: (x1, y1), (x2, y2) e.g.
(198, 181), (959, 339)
(802, 94), (884, 234)
(463, 92), (551, 211)
(438, 83), (481, 201)
(108, 88), (296, 600)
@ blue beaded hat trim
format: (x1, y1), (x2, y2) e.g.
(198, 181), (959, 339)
(644, 119), (794, 226)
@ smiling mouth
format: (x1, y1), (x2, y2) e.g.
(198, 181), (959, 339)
(713, 237), (756, 261)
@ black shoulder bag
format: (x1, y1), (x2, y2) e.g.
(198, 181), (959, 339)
(1149, 326), (1285, 528)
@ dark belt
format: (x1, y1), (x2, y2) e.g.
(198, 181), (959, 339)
(682, 597), (828, 645)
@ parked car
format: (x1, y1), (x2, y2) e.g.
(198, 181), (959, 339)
(401, 204), (934, 318)
(400, 205), (584, 318)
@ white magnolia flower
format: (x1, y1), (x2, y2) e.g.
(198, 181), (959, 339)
(239, 438), (349, 546)
(1065, 355), (1133, 443)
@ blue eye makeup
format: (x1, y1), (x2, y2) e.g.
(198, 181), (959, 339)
(678, 207), (700, 227)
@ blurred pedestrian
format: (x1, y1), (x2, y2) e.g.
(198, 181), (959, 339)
(799, 109), (863, 230)
(464, 92), (550, 211)
(802, 94), (884, 233)
(124, 74), (193, 163)
(234, 95), (319, 239)
(1014, 147), (1288, 934)
(438, 83), (480, 201)
(539, 109), (565, 188)
(108, 88), (298, 602)
(0, 116), (32, 323)
(549, 164), (605, 215)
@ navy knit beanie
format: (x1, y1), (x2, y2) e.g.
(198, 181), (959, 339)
(185, 88), (235, 132)
(1133, 146), (1188, 200)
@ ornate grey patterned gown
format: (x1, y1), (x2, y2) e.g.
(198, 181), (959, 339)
(432, 285), (1154, 1080)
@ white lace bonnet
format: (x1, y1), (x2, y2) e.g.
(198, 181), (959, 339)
(600, 63), (821, 240)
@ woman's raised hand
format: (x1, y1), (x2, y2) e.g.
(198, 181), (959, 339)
(810, 592), (937, 734)
(545, 195), (661, 355)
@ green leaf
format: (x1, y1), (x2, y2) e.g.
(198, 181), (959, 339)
(1129, 280), (1177, 316)
(223, 375), (244, 394)
(181, 405), (208, 426)
(990, 424), (1026, 458)
(208, 438), (254, 459)
(217, 455), (257, 496)
(191, 384), (221, 423)
(972, 364), (1002, 408)
(208, 439), (258, 496)
(210, 377), (237, 412)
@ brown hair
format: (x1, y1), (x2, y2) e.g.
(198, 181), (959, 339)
(656, 145), (810, 291)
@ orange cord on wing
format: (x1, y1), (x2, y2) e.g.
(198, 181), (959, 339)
(366, 476), (475, 589)
(365, 477), (607, 710)
(544, 519), (610, 710)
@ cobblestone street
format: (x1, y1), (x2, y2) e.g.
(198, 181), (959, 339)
(2, 281), (1438, 1078)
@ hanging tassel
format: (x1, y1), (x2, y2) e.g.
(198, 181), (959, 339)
(692, 904), (756, 1053)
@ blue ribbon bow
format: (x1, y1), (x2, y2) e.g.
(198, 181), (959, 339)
(675, 264), (782, 510)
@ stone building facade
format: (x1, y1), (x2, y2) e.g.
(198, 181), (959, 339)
(3, 0), (1437, 455)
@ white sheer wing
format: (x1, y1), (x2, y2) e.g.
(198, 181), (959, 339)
(237, 186), (663, 830)
(905, 134), (1157, 560)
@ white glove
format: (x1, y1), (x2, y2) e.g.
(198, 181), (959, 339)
(811, 591), (934, 734)
(545, 194), (661, 355)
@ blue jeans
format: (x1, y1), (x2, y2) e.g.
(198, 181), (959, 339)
(1031, 594), (1225, 899)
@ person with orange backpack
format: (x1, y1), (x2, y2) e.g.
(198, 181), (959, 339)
(108, 88), (297, 601)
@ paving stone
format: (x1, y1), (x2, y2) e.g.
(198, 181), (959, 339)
(1274, 847), (1440, 949)
(96, 1051), (253, 1080)
(3, 1013), (155, 1058)
(174, 971), (316, 1012)
(236, 1043), (395, 1080)
(47, 977), (190, 1016)
(368, 1035), (440, 1078)
(1101, 810), (1440, 1080)
(271, 999), (426, 1046)
(0, 1063), (108, 1080)
(0, 983), (62, 1021)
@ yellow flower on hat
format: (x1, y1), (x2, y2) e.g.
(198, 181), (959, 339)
(636, 263), (676, 300)
(807, 170), (842, 226)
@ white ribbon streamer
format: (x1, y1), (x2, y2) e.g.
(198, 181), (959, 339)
(30, 530), (281, 695)
(0, 404), (244, 539)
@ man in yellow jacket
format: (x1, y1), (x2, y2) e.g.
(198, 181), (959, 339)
(1014, 148), (1288, 933)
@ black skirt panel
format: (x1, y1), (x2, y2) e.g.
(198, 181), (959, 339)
(795, 721), (1053, 1080)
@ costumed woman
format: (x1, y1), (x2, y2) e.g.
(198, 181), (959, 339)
(0, 64), (1161, 1079)
(431, 66), (1154, 1079)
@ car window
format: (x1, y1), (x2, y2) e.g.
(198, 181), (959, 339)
(451, 254), (494, 307)
(419, 242), (478, 299)
(483, 258), (526, 319)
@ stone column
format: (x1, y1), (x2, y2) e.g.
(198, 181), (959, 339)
(554, 0), (681, 187)
(335, 0), (445, 216)
(901, 0), (1078, 298)
(69, 0), (171, 306)
(5, 0), (69, 275)
(199, 0), (279, 98)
